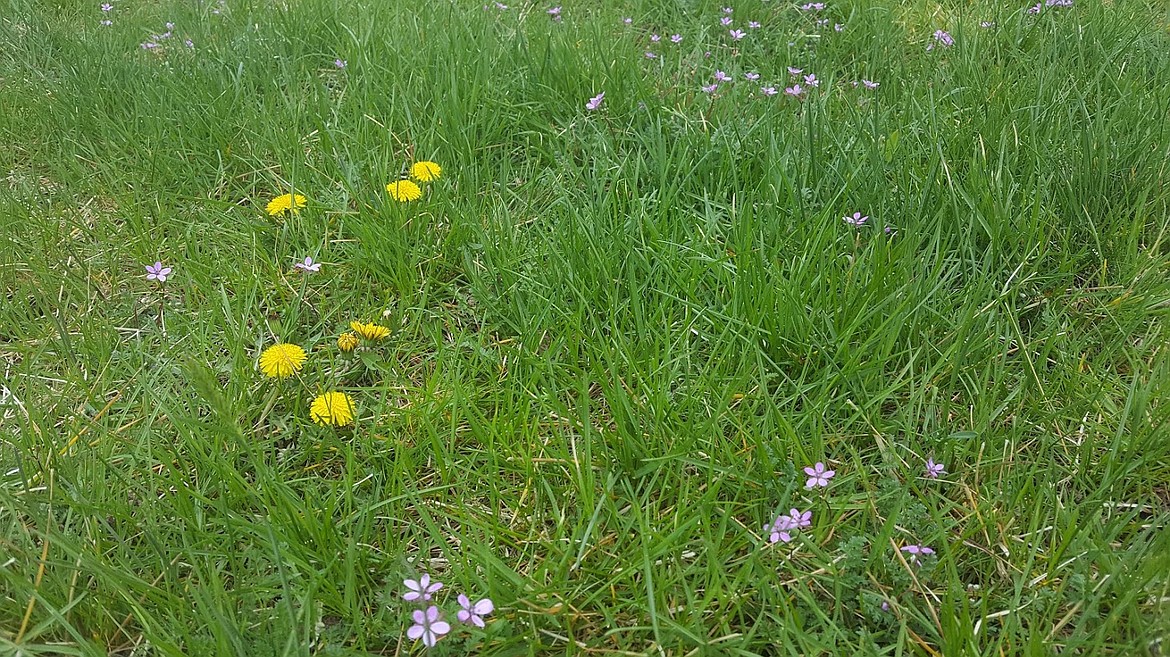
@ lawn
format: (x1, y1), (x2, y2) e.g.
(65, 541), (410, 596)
(2, 0), (1169, 654)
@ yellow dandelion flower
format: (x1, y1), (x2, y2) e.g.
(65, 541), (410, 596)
(266, 193), (307, 216)
(350, 321), (391, 341)
(259, 343), (307, 378)
(385, 180), (422, 202)
(410, 161), (442, 182)
(337, 332), (360, 352)
(310, 391), (355, 427)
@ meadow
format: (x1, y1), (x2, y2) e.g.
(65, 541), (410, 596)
(2, 0), (1170, 654)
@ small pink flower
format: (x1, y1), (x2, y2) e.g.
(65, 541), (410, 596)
(406, 606), (451, 648)
(456, 595), (494, 628)
(843, 211), (868, 226)
(803, 462), (835, 488)
(403, 574), (443, 602)
(924, 458), (945, 478)
(729, 29), (745, 39)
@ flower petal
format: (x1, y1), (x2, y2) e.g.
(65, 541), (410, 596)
(406, 625), (424, 640)
(431, 620), (451, 635)
(473, 599), (494, 614)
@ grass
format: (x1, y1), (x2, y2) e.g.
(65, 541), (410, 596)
(2, 0), (1170, 654)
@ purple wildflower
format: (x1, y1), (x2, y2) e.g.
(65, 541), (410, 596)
(761, 86), (778, 96)
(670, 34), (682, 43)
(456, 595), (494, 628)
(334, 58), (346, 68)
(816, 18), (829, 27)
(1047, 0), (1073, 6)
(714, 70), (731, 82)
(834, 23), (845, 31)
(924, 458), (945, 478)
(493, 1), (507, 9)
(403, 574), (443, 602)
(650, 33), (661, 42)
(729, 29), (745, 39)
(701, 83), (718, 93)
(803, 73), (819, 87)
(145, 261), (172, 282)
(784, 84), (804, 97)
(787, 66), (803, 75)
(900, 544), (935, 566)
(101, 2), (112, 10)
(585, 91), (605, 111)
(800, 2), (824, 10)
(165, 21), (174, 29)
(980, 21), (996, 28)
(723, 6), (733, 13)
(547, 5), (561, 16)
(929, 29), (954, 50)
(843, 212), (868, 226)
(100, 19), (112, 25)
(744, 71), (760, 81)
(1027, 3), (1041, 13)
(184, 38), (194, 47)
(789, 508), (812, 528)
(766, 514), (796, 544)
(721, 16), (733, 26)
(293, 256), (321, 273)
(803, 462), (835, 489)
(622, 17), (632, 24)
(644, 51), (657, 59)
(140, 41), (159, 49)
(862, 79), (879, 89)
(406, 606), (451, 648)
(749, 20), (761, 28)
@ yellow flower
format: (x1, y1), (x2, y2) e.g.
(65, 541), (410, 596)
(259, 343), (307, 378)
(310, 391), (355, 427)
(266, 193), (307, 216)
(385, 180), (422, 202)
(350, 321), (390, 341)
(410, 161), (442, 182)
(337, 332), (360, 352)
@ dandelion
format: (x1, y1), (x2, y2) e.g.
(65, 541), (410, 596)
(925, 458), (945, 478)
(670, 34), (682, 43)
(803, 73), (819, 87)
(350, 321), (390, 341)
(456, 595), (495, 628)
(145, 261), (172, 282)
(900, 544), (935, 566)
(803, 462), (835, 488)
(407, 606), (451, 648)
(701, 83), (718, 93)
(744, 71), (760, 80)
(585, 91), (605, 110)
(386, 180), (422, 202)
(293, 256), (321, 273)
(761, 86), (778, 96)
(337, 332), (360, 352)
(843, 211), (868, 226)
(784, 84), (803, 97)
(266, 193), (307, 216)
(404, 575), (443, 602)
(714, 70), (731, 82)
(787, 67), (803, 76)
(410, 161), (442, 182)
(334, 58), (347, 68)
(259, 343), (307, 378)
(310, 391), (355, 427)
(729, 28), (745, 39)
(721, 16), (733, 26)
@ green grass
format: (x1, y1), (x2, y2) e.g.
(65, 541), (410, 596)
(2, 0), (1170, 654)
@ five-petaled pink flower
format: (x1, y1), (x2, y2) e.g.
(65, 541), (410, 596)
(784, 84), (804, 97)
(729, 29), (745, 39)
(145, 261), (172, 282)
(843, 211), (868, 226)
(407, 605), (451, 648)
(925, 458), (945, 478)
(714, 70), (731, 82)
(403, 574), (443, 602)
(767, 514), (796, 544)
(804, 462), (835, 488)
(456, 594), (495, 628)
(293, 256), (321, 273)
(900, 544), (935, 566)
(585, 91), (605, 111)
(789, 508), (812, 528)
